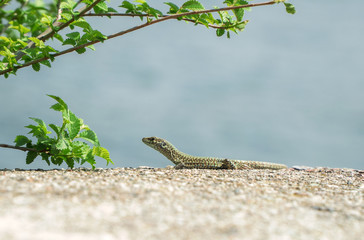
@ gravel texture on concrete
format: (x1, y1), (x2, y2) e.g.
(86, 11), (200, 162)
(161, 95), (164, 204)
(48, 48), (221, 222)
(0, 167), (363, 240)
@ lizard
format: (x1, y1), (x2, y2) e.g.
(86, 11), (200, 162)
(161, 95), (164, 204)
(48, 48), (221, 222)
(142, 136), (287, 170)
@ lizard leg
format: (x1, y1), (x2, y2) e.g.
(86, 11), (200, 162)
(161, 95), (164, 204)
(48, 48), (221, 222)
(221, 159), (238, 170)
(174, 163), (186, 169)
(222, 159), (252, 170)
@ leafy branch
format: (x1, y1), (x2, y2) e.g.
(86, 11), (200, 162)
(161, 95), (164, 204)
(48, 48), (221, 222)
(83, 13), (242, 29)
(0, 95), (113, 169)
(0, 143), (49, 153)
(0, 0), (295, 77)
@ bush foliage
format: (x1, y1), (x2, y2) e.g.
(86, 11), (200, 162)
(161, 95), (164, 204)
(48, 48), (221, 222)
(14, 95), (113, 169)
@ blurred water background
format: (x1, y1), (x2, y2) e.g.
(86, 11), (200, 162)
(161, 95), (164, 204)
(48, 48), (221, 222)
(0, 0), (363, 169)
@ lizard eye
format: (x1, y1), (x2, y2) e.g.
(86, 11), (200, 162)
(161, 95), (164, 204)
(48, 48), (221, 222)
(160, 142), (167, 148)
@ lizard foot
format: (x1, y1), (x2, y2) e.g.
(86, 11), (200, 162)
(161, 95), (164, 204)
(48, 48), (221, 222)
(221, 159), (238, 170)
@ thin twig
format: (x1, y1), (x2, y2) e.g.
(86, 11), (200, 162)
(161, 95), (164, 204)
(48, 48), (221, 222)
(83, 12), (240, 29)
(0, 144), (48, 153)
(181, 18), (245, 29)
(56, 0), (62, 21)
(83, 13), (147, 17)
(0, 0), (277, 76)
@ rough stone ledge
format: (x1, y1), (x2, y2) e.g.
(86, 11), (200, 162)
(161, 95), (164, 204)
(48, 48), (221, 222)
(0, 167), (363, 240)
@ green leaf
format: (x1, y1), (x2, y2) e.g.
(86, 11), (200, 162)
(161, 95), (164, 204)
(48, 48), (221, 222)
(0, 36), (11, 44)
(14, 135), (31, 147)
(29, 117), (50, 135)
(56, 137), (69, 150)
(92, 146), (113, 165)
(76, 47), (86, 54)
(25, 124), (39, 136)
(83, 30), (107, 42)
(224, 0), (248, 21)
(41, 153), (51, 165)
(164, 2), (179, 14)
(50, 103), (66, 112)
(53, 33), (64, 42)
(49, 124), (60, 136)
(62, 38), (77, 46)
(87, 45), (96, 51)
(40, 14), (53, 26)
(67, 111), (82, 139)
(8, 22), (30, 35)
(61, 12), (73, 21)
(182, 0), (204, 11)
(94, 1), (108, 13)
(218, 10), (232, 23)
(0, 47), (16, 58)
(32, 62), (41, 72)
(238, 21), (248, 31)
(66, 32), (81, 40)
(84, 151), (96, 169)
(28, 37), (45, 48)
(284, 3), (296, 14)
(134, 0), (145, 3)
(147, 7), (163, 19)
(108, 7), (118, 13)
(21, 48), (37, 58)
(16, 39), (28, 48)
(72, 20), (92, 30)
(64, 157), (75, 168)
(26, 151), (38, 164)
(216, 28), (225, 37)
(232, 8), (244, 21)
(50, 156), (62, 165)
(40, 60), (51, 68)
(48, 95), (69, 112)
(82, 0), (93, 5)
(71, 141), (91, 159)
(78, 130), (100, 146)
(60, 1), (72, 9)
(120, 1), (135, 11)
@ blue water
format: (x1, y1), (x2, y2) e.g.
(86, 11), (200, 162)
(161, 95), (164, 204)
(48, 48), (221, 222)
(1, 1), (363, 169)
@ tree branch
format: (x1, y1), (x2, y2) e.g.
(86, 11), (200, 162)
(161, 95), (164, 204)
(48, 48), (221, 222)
(56, 0), (62, 21)
(83, 12), (243, 29)
(0, 0), (277, 76)
(0, 144), (49, 154)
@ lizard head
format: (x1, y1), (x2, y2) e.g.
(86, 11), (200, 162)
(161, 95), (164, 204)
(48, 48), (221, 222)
(142, 136), (170, 151)
(142, 136), (179, 163)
